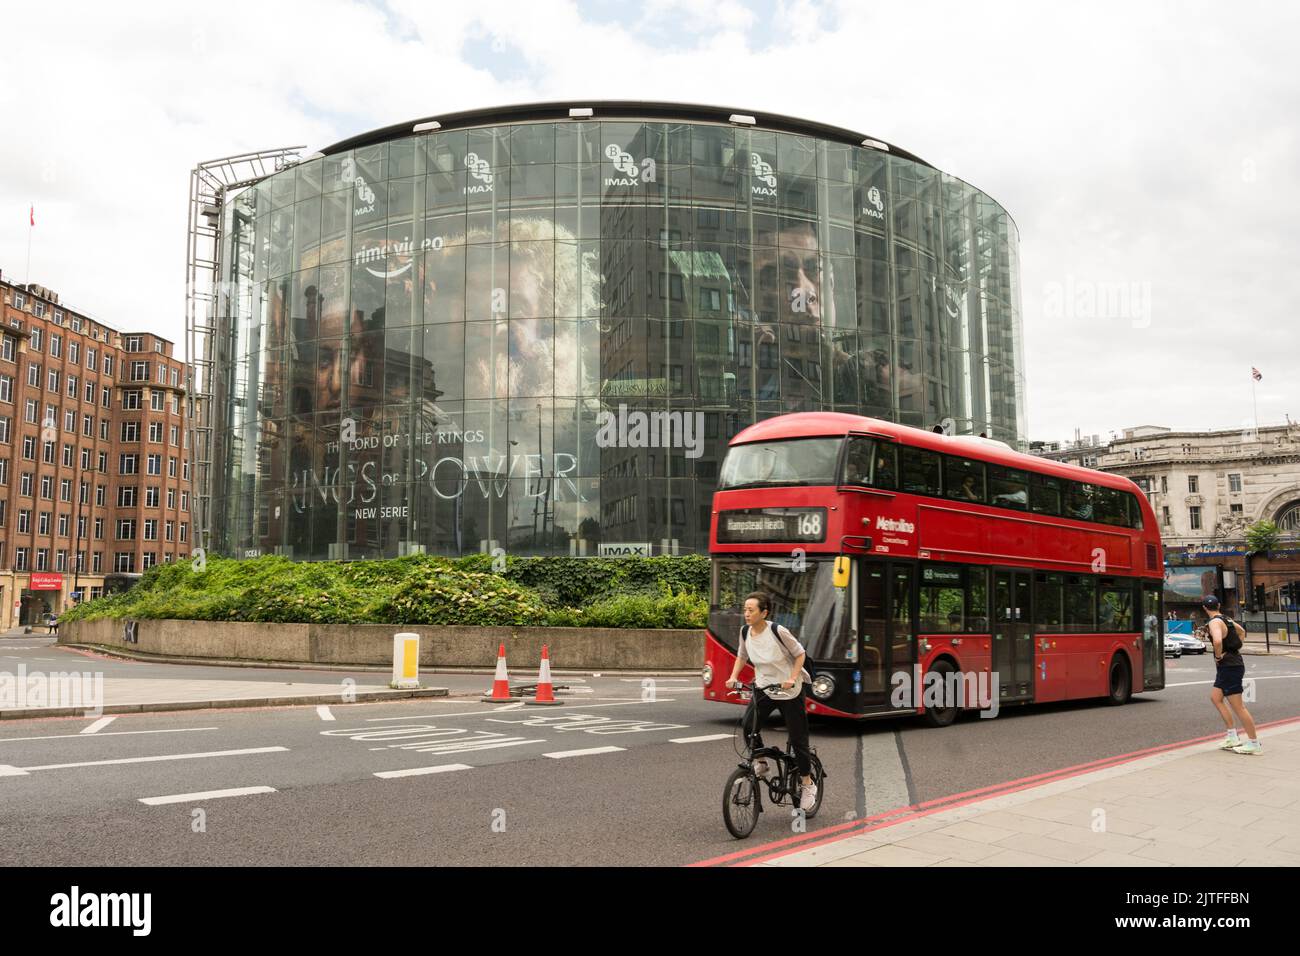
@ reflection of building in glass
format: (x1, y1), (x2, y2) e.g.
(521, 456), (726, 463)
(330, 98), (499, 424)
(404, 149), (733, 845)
(210, 103), (1026, 559)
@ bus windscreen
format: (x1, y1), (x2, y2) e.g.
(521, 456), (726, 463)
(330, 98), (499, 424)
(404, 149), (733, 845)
(717, 438), (842, 490)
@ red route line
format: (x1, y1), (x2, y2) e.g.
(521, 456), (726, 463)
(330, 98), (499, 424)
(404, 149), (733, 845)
(691, 714), (1300, 868)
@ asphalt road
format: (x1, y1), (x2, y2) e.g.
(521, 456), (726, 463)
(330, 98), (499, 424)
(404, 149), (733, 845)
(2, 640), (1299, 866)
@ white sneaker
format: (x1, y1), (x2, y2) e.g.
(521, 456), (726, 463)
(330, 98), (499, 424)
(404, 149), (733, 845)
(752, 758), (774, 780)
(1232, 739), (1262, 755)
(799, 783), (818, 812)
(1219, 734), (1241, 751)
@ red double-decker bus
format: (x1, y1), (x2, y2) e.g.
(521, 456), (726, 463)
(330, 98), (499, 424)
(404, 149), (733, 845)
(703, 412), (1166, 725)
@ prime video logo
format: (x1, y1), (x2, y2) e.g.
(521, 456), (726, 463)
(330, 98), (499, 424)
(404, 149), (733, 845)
(0, 665), (103, 715)
(50, 886), (151, 937)
(594, 404), (704, 459)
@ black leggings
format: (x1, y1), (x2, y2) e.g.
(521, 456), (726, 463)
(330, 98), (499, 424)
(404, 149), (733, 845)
(743, 687), (812, 777)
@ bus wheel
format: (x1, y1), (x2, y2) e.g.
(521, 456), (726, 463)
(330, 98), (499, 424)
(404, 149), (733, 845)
(1106, 656), (1132, 706)
(922, 659), (960, 728)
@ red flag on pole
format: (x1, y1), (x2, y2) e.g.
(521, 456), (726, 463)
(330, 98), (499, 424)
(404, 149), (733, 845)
(29, 205), (34, 227)
(1252, 367), (1263, 381)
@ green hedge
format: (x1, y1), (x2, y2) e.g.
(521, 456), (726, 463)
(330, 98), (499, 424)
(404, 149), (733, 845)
(60, 554), (710, 629)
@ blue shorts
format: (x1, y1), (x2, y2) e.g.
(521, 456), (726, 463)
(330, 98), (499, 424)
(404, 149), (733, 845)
(1214, 665), (1246, 697)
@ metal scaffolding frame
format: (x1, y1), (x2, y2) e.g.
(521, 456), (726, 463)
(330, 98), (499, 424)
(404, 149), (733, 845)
(185, 146), (305, 554)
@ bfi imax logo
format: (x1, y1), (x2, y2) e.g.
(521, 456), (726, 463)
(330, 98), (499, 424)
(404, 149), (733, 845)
(340, 156), (377, 217)
(594, 404), (704, 459)
(464, 153), (495, 194)
(603, 144), (657, 187)
(750, 153), (777, 198)
(862, 185), (885, 221)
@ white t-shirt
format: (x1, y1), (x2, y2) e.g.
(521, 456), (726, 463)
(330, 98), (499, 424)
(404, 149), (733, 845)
(736, 622), (809, 701)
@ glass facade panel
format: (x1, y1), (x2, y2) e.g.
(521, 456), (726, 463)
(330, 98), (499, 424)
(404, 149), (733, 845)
(212, 113), (1023, 557)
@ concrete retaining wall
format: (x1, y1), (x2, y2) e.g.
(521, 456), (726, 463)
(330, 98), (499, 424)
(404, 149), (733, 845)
(59, 619), (705, 671)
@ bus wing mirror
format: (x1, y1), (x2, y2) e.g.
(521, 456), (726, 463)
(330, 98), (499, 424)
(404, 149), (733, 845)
(833, 556), (851, 589)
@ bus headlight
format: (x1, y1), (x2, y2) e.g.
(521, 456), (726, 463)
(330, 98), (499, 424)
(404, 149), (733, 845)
(811, 674), (836, 699)
(702, 663), (714, 685)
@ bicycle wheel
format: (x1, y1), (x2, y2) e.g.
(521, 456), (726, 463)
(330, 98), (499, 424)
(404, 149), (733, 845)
(722, 767), (761, 839)
(803, 755), (826, 819)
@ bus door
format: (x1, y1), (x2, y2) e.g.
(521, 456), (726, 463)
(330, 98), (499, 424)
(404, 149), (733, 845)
(856, 560), (916, 714)
(1142, 583), (1164, 690)
(993, 569), (1034, 703)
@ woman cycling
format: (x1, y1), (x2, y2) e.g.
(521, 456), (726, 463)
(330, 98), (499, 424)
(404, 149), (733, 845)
(725, 591), (818, 811)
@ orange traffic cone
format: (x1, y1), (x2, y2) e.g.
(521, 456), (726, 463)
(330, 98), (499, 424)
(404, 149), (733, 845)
(525, 644), (563, 706)
(481, 643), (514, 702)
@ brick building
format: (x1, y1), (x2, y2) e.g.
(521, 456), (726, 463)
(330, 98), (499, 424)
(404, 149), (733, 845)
(0, 271), (192, 628)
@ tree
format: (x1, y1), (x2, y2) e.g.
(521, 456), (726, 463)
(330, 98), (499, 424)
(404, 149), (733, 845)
(1246, 519), (1280, 555)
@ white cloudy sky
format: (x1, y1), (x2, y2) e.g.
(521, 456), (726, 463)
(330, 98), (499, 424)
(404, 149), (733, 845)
(0, 0), (1295, 443)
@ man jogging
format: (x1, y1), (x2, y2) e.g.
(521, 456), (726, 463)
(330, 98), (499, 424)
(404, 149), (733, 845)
(1205, 595), (1261, 754)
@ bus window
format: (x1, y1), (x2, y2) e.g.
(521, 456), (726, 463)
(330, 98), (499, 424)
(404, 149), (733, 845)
(945, 457), (986, 504)
(872, 443), (898, 489)
(1064, 482), (1095, 521)
(842, 438), (874, 486)
(919, 564), (964, 633)
(1030, 473), (1062, 516)
(1065, 575), (1096, 632)
(1035, 572), (1064, 632)
(988, 466), (1029, 511)
(967, 567), (989, 631)
(1126, 492), (1145, 529)
(1094, 486), (1127, 526)
(1098, 580), (1135, 631)
(900, 446), (941, 496)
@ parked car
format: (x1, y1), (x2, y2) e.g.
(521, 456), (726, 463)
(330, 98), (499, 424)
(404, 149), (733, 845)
(1167, 632), (1208, 655)
(1164, 634), (1183, 658)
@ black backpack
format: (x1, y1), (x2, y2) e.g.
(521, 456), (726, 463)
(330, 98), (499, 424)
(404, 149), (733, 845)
(1218, 616), (1245, 654)
(741, 623), (816, 676)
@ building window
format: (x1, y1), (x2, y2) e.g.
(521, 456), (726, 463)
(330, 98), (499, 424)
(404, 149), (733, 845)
(87, 348), (97, 371)
(67, 374), (78, 398)
(15, 547), (27, 571)
(103, 355), (113, 376)
(20, 473), (31, 496)
(0, 458), (7, 485)
(118, 486), (137, 508)
(84, 381), (94, 403)
(40, 474), (52, 498)
(170, 425), (179, 446)
(61, 444), (72, 467)
(60, 478), (71, 501)
(38, 512), (50, 535)
(148, 454), (162, 476)
(166, 456), (176, 477)
(58, 514), (69, 537)
(115, 552), (135, 573)
(92, 552), (102, 572)
(116, 519), (136, 540)
(21, 437), (34, 461)
(0, 375), (11, 404)
(35, 548), (48, 571)
(94, 517), (103, 539)
(1229, 473), (1242, 494)
(48, 369), (59, 392)
(120, 454), (139, 475)
(165, 520), (174, 541)
(0, 417), (9, 444)
(96, 484), (105, 506)
(145, 486), (159, 508)
(131, 361), (149, 382)
(126, 336), (142, 352)
(17, 510), (30, 533)
(26, 363), (38, 387)
(1231, 503), (1244, 515)
(50, 334), (62, 358)
(83, 414), (93, 437)
(149, 421), (163, 443)
(69, 341), (79, 364)
(101, 387), (110, 408)
(166, 487), (175, 509)
(23, 399), (36, 423)
(123, 390), (142, 410)
(1162, 506), (1171, 527)
(1188, 475), (1199, 493)
(121, 421), (140, 442)
(1189, 506), (1202, 530)
(99, 419), (108, 440)
(97, 451), (107, 472)
(151, 390), (164, 411)
(0, 336), (12, 362)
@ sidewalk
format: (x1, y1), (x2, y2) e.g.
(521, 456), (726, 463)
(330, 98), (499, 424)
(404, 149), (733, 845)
(747, 718), (1300, 867)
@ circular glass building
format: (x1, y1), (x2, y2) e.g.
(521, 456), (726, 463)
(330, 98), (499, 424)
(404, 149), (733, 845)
(210, 101), (1025, 559)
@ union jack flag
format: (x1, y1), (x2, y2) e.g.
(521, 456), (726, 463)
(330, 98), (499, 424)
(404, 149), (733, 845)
(1252, 367), (1263, 381)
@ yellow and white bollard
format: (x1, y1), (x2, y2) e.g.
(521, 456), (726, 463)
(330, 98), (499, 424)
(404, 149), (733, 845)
(391, 632), (421, 689)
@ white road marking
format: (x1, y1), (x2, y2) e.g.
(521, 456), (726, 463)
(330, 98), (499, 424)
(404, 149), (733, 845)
(1166, 674), (1300, 688)
(669, 734), (733, 744)
(0, 765), (29, 776)
(80, 716), (117, 735)
(317, 706), (335, 721)
(140, 786), (277, 806)
(543, 746), (625, 759)
(375, 764), (473, 779)
(619, 678), (692, 682)
(0, 727), (217, 744)
(18, 746), (288, 773)
(365, 698), (677, 722)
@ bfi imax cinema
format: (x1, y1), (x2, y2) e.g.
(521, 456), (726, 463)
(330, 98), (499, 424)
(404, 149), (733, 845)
(209, 102), (1026, 560)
